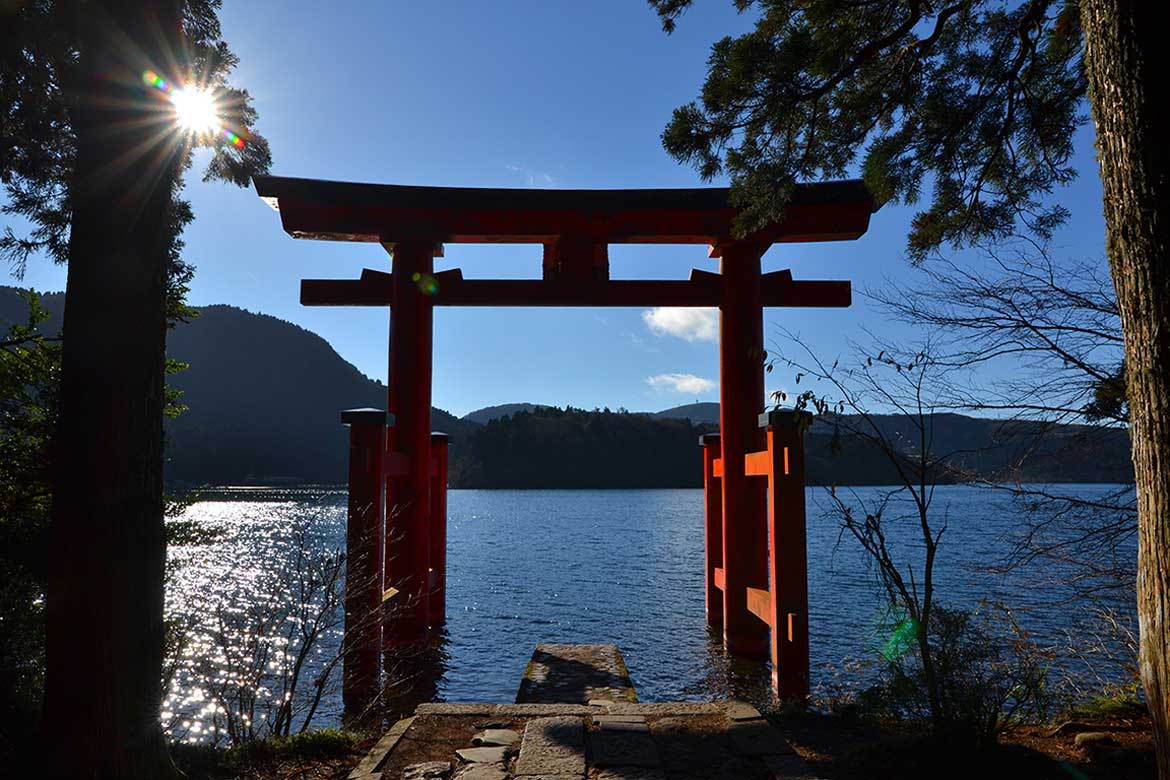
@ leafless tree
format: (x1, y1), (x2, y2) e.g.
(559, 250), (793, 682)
(772, 336), (1048, 742)
(871, 239), (1137, 683)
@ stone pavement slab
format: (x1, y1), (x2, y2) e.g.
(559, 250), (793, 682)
(403, 761), (452, 779)
(597, 720), (649, 733)
(416, 703), (497, 716)
(455, 746), (508, 763)
(589, 728), (660, 768)
(516, 644), (638, 704)
(357, 698), (810, 779)
(607, 702), (721, 715)
(722, 700), (764, 721)
(472, 728), (520, 746)
(650, 714), (747, 777)
(347, 715), (414, 779)
(453, 765), (508, 780)
(497, 704), (600, 716)
(593, 715), (646, 726)
(514, 716), (586, 777)
(729, 720), (796, 756)
(595, 770), (668, 780)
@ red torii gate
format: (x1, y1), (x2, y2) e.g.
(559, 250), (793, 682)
(253, 175), (877, 714)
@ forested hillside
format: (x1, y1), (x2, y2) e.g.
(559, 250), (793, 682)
(1, 287), (1132, 487)
(450, 406), (713, 488)
(449, 407), (1133, 488)
(0, 288), (475, 484)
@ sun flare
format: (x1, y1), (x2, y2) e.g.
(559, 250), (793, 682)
(170, 87), (221, 135)
(143, 70), (246, 148)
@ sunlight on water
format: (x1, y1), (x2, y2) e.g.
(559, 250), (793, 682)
(164, 488), (346, 744)
(162, 485), (1136, 743)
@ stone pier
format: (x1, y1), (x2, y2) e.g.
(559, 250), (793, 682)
(347, 644), (821, 780)
(516, 643), (638, 705)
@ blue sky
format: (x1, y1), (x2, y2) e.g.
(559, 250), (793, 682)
(7, 1), (1109, 418)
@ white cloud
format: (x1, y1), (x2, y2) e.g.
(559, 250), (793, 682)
(642, 307), (718, 343)
(505, 164), (556, 187)
(646, 373), (717, 394)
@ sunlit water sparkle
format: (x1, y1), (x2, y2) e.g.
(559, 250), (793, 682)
(164, 485), (1135, 743)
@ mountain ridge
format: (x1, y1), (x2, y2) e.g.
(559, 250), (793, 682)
(2, 286), (1132, 487)
(0, 287), (475, 484)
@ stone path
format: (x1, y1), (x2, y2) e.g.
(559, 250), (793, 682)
(515, 643), (638, 704)
(349, 644), (822, 779)
(350, 701), (821, 779)
(514, 716), (586, 776)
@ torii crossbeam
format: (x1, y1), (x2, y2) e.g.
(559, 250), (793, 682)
(253, 174), (878, 715)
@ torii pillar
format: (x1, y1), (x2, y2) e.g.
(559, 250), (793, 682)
(383, 240), (438, 646)
(715, 240), (771, 658)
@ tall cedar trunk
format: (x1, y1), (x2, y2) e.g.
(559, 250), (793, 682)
(1081, 1), (1170, 775)
(41, 2), (185, 777)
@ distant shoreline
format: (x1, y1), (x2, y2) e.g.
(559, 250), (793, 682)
(171, 481), (1135, 494)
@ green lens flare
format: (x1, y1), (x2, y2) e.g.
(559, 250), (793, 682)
(880, 617), (919, 662)
(413, 273), (440, 296)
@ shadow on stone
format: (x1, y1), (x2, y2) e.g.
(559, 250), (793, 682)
(516, 643), (636, 704)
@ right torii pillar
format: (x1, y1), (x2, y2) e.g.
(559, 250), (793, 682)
(714, 240), (771, 659)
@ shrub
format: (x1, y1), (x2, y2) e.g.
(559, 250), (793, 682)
(859, 602), (1053, 745)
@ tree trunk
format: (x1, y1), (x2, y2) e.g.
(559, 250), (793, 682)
(1081, 2), (1170, 775)
(41, 2), (185, 777)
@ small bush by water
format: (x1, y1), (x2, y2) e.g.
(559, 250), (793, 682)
(843, 603), (1053, 745)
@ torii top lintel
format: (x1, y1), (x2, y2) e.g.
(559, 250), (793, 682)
(253, 175), (877, 248)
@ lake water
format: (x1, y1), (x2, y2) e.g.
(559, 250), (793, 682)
(163, 485), (1136, 743)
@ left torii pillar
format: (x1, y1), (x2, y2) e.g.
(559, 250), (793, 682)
(341, 407), (387, 719)
(383, 240), (439, 647)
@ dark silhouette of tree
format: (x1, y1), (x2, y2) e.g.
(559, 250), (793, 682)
(0, 292), (58, 751)
(653, 2), (1170, 771)
(2, 1), (270, 776)
(450, 407), (714, 488)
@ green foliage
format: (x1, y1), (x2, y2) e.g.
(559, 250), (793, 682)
(0, 290), (58, 741)
(1082, 362), (1128, 423)
(0, 0), (271, 309)
(0, 290), (212, 749)
(225, 728), (358, 763)
(836, 603), (1053, 745)
(1063, 681), (1145, 722)
(1, 0), (271, 764)
(451, 405), (714, 488)
(650, 0), (1086, 259)
(172, 728), (359, 779)
(165, 358), (191, 419)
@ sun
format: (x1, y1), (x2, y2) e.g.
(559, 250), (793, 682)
(170, 87), (221, 135)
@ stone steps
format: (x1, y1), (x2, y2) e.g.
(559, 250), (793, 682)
(349, 644), (823, 779)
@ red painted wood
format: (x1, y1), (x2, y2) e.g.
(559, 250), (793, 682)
(299, 273), (851, 309)
(718, 242), (770, 659)
(744, 450), (773, 477)
(341, 412), (385, 717)
(428, 433), (448, 627)
(382, 451), (410, 477)
(542, 237), (609, 282)
(254, 175), (875, 246)
(765, 419), (812, 703)
(383, 241), (435, 647)
(701, 434), (724, 627)
(746, 587), (774, 626)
